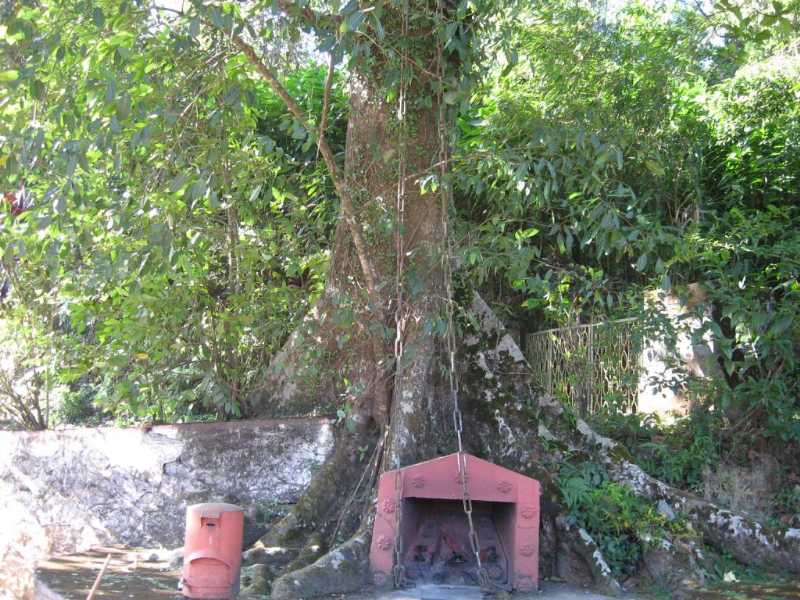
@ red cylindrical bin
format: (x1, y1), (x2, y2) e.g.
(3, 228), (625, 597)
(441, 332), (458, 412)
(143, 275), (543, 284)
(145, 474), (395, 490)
(180, 502), (244, 599)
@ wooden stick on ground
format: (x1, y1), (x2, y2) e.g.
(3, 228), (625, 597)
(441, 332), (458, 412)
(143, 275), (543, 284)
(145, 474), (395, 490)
(85, 553), (112, 600)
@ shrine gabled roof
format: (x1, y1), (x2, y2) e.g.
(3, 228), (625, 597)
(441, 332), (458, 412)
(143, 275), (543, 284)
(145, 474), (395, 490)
(381, 451), (539, 503)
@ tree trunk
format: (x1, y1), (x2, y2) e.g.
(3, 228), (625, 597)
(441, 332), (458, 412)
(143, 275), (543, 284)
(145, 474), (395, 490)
(245, 0), (453, 468)
(247, 72), (445, 426)
(240, 5), (800, 599)
(244, 15), (453, 586)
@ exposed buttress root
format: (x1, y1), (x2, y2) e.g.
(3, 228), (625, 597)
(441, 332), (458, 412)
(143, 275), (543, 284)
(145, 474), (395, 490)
(270, 533), (370, 600)
(249, 291), (800, 598)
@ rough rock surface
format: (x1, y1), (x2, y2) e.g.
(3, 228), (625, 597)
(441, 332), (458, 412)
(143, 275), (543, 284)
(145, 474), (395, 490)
(240, 563), (272, 596)
(270, 534), (370, 600)
(0, 418), (333, 599)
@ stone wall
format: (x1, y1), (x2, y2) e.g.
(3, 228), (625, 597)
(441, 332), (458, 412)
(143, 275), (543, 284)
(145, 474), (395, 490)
(0, 418), (333, 599)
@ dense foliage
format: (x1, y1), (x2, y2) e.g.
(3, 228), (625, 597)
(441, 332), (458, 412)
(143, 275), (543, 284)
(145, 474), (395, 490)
(452, 3), (800, 452)
(1, 0), (798, 493)
(455, 3), (707, 324)
(556, 456), (686, 578)
(1, 3), (342, 424)
(675, 54), (800, 439)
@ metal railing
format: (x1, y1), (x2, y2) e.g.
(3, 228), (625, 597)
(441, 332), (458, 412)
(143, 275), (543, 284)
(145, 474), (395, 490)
(525, 318), (641, 415)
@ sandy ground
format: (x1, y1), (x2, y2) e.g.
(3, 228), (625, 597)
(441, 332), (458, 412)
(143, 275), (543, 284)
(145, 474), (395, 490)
(34, 548), (639, 600)
(34, 547), (800, 600)
(31, 548), (634, 600)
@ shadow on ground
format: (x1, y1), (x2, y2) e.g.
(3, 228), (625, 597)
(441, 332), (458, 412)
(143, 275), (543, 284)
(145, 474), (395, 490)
(34, 548), (800, 600)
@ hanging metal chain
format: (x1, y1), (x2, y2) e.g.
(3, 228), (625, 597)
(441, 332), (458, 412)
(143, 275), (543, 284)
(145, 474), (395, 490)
(392, 466), (407, 587)
(391, 0), (410, 589)
(392, 0), (408, 371)
(435, 0), (490, 590)
(446, 263), (490, 588)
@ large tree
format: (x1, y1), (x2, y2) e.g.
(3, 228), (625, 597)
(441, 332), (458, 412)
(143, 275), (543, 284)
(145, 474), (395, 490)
(3, 1), (800, 598)
(198, 2), (800, 598)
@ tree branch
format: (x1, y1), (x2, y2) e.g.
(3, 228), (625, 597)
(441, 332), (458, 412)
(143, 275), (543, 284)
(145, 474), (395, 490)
(217, 28), (380, 300)
(275, 0), (341, 30)
(316, 51), (336, 161)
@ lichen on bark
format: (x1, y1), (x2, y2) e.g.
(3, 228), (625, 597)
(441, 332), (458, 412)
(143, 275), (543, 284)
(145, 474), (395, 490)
(248, 284), (800, 598)
(234, 2), (800, 596)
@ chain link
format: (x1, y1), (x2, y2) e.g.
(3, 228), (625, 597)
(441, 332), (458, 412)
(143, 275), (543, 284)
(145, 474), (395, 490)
(392, 467), (407, 587)
(391, 0), (410, 589)
(391, 0), (492, 588)
(436, 0), (490, 589)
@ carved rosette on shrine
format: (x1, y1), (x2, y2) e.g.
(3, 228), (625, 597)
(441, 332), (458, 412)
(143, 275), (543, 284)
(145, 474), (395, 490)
(369, 452), (541, 591)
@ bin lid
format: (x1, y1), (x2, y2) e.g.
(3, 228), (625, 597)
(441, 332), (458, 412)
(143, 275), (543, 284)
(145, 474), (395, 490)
(188, 502), (243, 518)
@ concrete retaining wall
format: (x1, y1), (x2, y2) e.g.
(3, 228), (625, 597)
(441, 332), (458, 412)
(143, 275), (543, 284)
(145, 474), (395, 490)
(0, 418), (333, 599)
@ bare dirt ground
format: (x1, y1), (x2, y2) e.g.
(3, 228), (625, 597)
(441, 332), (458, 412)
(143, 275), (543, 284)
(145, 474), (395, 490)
(34, 548), (636, 600)
(33, 547), (800, 600)
(34, 547), (180, 599)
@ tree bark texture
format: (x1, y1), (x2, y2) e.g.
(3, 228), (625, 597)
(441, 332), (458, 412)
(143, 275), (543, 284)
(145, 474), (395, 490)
(248, 49), (447, 449)
(259, 291), (800, 599)
(245, 16), (454, 587)
(239, 4), (800, 598)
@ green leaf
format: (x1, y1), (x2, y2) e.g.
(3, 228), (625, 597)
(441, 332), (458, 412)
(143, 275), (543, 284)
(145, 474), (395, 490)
(770, 314), (793, 336)
(443, 91), (459, 105)
(645, 159), (665, 177)
(515, 227), (539, 241)
(93, 7), (105, 28)
(369, 13), (385, 39)
(248, 185), (263, 203)
(169, 173), (187, 193)
(116, 95), (131, 119)
(0, 70), (19, 82)
(347, 11), (365, 32)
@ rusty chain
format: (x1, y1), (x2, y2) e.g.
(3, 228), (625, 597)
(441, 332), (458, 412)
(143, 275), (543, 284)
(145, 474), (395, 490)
(446, 276), (490, 588)
(389, 0), (492, 588)
(436, 0), (490, 589)
(391, 0), (410, 589)
(392, 467), (407, 587)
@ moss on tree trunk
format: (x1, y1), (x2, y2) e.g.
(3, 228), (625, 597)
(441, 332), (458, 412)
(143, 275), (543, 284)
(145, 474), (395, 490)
(241, 3), (800, 598)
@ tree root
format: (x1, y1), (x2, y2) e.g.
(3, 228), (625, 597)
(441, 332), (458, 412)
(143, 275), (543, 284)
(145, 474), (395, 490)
(463, 291), (800, 584)
(555, 516), (623, 596)
(606, 459), (800, 575)
(270, 533), (370, 600)
(634, 530), (712, 598)
(256, 426), (378, 572)
(249, 290), (799, 598)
